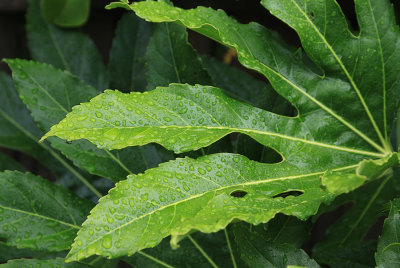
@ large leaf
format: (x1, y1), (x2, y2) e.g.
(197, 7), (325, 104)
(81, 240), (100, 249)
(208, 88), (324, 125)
(109, 13), (153, 92)
(375, 198), (400, 267)
(6, 59), (171, 182)
(145, 22), (211, 89)
(0, 171), (93, 252)
(43, 0), (400, 261)
(27, 0), (108, 90)
(231, 223), (319, 268)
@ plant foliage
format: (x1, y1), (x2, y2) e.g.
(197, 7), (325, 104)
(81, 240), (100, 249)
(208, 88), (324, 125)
(1, 0), (400, 267)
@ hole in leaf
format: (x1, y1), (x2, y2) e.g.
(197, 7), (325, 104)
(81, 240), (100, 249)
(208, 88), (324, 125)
(233, 133), (283, 164)
(273, 190), (304, 198)
(336, 0), (360, 33)
(230, 190), (247, 198)
(309, 12), (315, 18)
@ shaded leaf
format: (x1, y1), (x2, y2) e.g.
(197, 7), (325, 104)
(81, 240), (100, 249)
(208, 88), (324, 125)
(376, 198), (400, 267)
(1, 258), (92, 267)
(0, 153), (25, 172)
(0, 71), (65, 175)
(313, 176), (397, 267)
(27, 0), (108, 90)
(201, 55), (291, 113)
(109, 13), (153, 92)
(145, 22), (211, 89)
(0, 242), (65, 263)
(41, 0), (90, 27)
(0, 171), (93, 252)
(232, 223), (319, 268)
(124, 231), (231, 268)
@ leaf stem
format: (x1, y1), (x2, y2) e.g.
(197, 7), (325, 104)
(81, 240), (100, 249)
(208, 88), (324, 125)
(188, 235), (219, 268)
(224, 229), (237, 268)
(104, 149), (133, 174)
(46, 147), (102, 198)
(0, 110), (102, 198)
(138, 250), (175, 268)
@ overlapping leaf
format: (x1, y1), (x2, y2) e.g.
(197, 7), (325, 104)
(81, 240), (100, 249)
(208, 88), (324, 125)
(0, 171), (93, 252)
(375, 198), (400, 267)
(41, 0), (400, 261)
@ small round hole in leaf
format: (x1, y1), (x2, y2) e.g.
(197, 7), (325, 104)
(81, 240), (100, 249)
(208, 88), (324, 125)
(230, 190), (248, 198)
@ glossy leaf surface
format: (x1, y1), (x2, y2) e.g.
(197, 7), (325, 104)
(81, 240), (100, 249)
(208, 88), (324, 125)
(375, 198), (400, 267)
(42, 0), (400, 261)
(0, 171), (93, 251)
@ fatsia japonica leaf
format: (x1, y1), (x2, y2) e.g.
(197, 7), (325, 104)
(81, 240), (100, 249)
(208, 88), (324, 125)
(109, 12), (153, 92)
(0, 171), (93, 252)
(42, 0), (400, 261)
(27, 0), (108, 90)
(375, 198), (400, 267)
(231, 223), (319, 268)
(65, 153), (338, 261)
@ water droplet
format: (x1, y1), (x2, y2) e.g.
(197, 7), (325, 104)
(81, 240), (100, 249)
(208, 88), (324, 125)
(141, 193), (149, 201)
(102, 235), (112, 249)
(198, 168), (206, 175)
(163, 117), (172, 122)
(95, 112), (103, 118)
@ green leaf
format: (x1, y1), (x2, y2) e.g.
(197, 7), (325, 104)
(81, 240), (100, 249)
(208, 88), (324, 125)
(0, 153), (25, 172)
(232, 223), (319, 268)
(27, 0), (108, 90)
(0, 171), (93, 252)
(0, 71), (65, 175)
(258, 214), (312, 248)
(0, 258), (92, 267)
(65, 153), (339, 261)
(41, 0), (90, 28)
(375, 198), (400, 267)
(201, 55), (291, 113)
(124, 231), (231, 268)
(109, 13), (153, 92)
(0, 241), (65, 263)
(49, 0), (400, 261)
(6, 59), (171, 182)
(313, 176), (397, 267)
(145, 22), (211, 89)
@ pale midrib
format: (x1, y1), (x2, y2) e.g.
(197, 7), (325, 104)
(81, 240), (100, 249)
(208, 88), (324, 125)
(166, 23), (181, 83)
(0, 204), (79, 229)
(366, 0), (389, 147)
(289, 0), (387, 150)
(59, 125), (384, 157)
(70, 164), (357, 258)
(132, 4), (386, 154)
